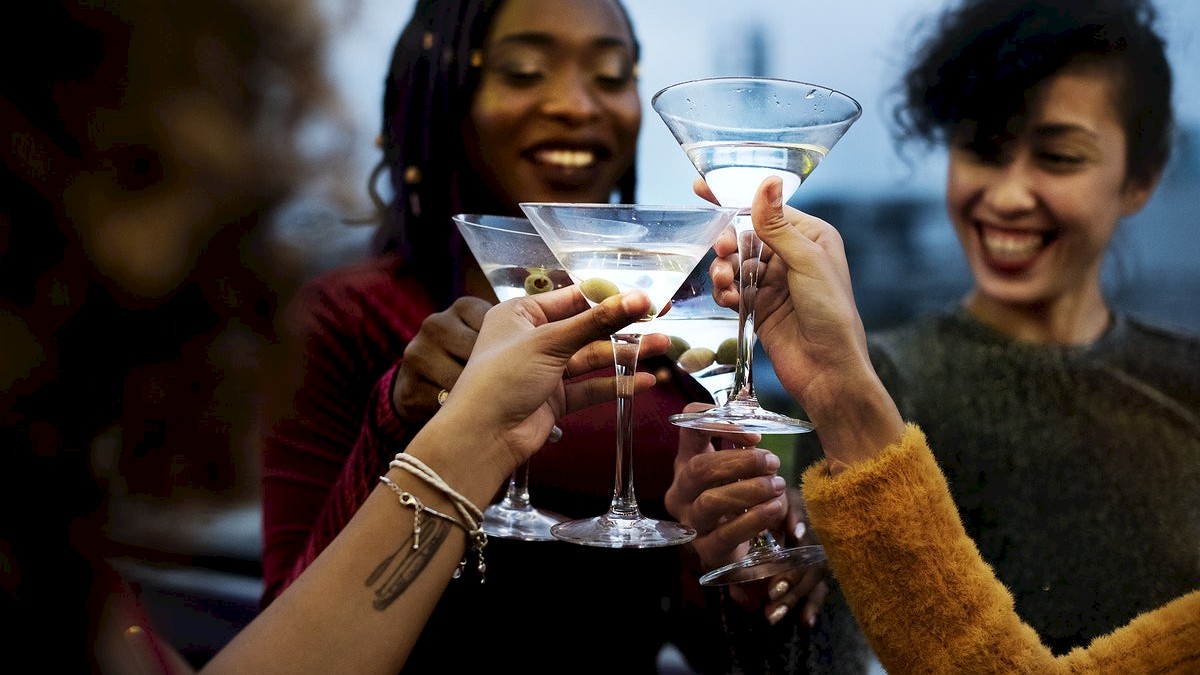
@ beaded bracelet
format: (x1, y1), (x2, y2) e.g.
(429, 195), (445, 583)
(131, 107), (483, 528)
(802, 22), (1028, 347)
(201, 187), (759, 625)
(385, 453), (488, 583)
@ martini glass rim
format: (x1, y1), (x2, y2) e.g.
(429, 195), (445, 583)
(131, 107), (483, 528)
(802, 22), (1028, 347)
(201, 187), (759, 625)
(519, 201), (741, 214)
(452, 212), (540, 235)
(651, 75), (864, 111)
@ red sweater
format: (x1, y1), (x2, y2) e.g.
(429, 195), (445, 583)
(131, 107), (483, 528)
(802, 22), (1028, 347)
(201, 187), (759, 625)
(259, 254), (724, 672)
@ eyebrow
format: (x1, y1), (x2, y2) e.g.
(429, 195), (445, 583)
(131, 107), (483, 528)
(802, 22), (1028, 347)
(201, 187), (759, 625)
(1032, 123), (1100, 141)
(488, 32), (633, 51)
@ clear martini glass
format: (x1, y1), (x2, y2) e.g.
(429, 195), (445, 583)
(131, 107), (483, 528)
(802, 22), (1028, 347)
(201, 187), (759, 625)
(454, 213), (573, 541)
(652, 76), (861, 585)
(520, 202), (738, 548)
(652, 76), (861, 434)
(646, 252), (739, 406)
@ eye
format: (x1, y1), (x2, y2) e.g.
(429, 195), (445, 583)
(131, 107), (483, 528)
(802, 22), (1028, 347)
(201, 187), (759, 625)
(592, 53), (635, 90)
(1036, 150), (1085, 168)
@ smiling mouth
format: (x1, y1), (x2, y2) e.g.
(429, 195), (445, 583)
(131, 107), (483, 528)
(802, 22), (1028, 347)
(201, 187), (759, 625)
(532, 148), (598, 169)
(978, 224), (1055, 265)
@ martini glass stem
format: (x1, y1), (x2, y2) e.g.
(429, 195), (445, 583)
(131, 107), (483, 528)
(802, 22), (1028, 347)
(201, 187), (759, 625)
(730, 215), (762, 407)
(608, 333), (643, 520)
(499, 462), (533, 510)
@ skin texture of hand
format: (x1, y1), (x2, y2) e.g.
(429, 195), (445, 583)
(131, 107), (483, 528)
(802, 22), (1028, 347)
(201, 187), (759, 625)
(199, 286), (670, 675)
(435, 286), (669, 477)
(666, 401), (829, 625)
(392, 295), (491, 425)
(709, 176), (904, 468)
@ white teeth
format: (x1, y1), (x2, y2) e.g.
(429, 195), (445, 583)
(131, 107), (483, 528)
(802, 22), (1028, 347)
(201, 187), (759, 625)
(535, 149), (595, 168)
(980, 226), (1045, 261)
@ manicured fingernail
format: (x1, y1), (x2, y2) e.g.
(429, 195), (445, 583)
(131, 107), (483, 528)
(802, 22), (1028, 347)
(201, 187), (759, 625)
(768, 604), (789, 625)
(794, 522), (806, 541)
(770, 580), (789, 600)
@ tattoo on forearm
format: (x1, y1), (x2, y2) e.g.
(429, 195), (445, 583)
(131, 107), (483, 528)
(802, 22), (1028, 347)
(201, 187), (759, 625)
(366, 516), (452, 610)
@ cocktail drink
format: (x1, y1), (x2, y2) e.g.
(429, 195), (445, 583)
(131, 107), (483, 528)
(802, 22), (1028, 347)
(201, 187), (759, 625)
(652, 76), (860, 584)
(647, 254), (738, 406)
(521, 202), (738, 548)
(454, 213), (571, 541)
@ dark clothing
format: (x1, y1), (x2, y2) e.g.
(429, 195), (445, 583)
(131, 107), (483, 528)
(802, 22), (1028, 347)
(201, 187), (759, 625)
(868, 307), (1200, 654)
(260, 254), (730, 673)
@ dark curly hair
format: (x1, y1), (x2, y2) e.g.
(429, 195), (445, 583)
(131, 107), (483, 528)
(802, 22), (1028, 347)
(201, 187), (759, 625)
(892, 0), (1173, 185)
(371, 0), (640, 308)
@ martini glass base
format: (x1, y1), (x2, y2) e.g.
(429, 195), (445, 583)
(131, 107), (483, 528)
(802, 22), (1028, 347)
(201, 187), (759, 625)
(669, 402), (814, 434)
(482, 503), (568, 542)
(699, 544), (827, 586)
(550, 514), (696, 549)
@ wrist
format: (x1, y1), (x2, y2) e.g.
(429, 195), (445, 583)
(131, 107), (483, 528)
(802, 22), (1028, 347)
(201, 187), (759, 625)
(801, 367), (905, 473)
(408, 412), (512, 509)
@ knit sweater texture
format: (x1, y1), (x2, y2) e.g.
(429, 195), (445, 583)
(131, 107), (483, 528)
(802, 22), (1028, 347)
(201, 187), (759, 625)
(803, 424), (1200, 674)
(867, 308), (1200, 654)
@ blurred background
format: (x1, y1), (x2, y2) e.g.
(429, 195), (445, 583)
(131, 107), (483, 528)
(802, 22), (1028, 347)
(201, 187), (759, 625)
(115, 0), (1199, 668)
(312, 0), (1199, 334)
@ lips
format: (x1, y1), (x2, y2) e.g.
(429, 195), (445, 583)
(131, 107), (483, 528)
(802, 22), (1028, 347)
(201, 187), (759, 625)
(977, 223), (1056, 269)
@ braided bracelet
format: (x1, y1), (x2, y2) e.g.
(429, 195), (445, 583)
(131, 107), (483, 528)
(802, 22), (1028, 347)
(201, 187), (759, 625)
(388, 453), (488, 583)
(377, 475), (460, 550)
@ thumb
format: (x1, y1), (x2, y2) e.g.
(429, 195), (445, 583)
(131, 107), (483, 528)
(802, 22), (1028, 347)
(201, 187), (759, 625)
(749, 176), (793, 253)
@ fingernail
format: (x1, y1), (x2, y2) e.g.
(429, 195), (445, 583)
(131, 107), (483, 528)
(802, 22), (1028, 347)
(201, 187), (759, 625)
(794, 522), (806, 541)
(771, 177), (783, 208)
(548, 425), (563, 443)
(769, 580), (789, 601)
(761, 451), (780, 471)
(771, 476), (786, 492)
(806, 609), (818, 628)
(768, 604), (789, 625)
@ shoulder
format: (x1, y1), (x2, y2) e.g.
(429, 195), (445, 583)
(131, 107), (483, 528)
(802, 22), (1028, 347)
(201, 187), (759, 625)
(284, 254), (436, 336)
(1120, 314), (1200, 355)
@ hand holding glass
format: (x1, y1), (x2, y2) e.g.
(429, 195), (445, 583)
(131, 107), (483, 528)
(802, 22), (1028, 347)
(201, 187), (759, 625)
(522, 202), (737, 548)
(652, 76), (861, 584)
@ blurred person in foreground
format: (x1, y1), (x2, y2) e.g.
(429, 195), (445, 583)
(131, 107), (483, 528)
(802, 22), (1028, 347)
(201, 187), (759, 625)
(0, 0), (339, 669)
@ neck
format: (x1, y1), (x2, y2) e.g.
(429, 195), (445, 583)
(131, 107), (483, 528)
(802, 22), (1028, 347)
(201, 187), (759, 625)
(962, 288), (1111, 346)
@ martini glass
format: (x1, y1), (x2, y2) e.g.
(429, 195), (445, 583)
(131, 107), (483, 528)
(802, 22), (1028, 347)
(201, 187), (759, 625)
(521, 202), (738, 548)
(653, 76), (861, 434)
(647, 252), (738, 406)
(652, 76), (860, 585)
(454, 213), (573, 541)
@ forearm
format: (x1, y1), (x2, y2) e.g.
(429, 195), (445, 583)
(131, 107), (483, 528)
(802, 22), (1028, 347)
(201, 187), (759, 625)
(797, 363), (906, 474)
(802, 426), (1056, 674)
(206, 417), (508, 674)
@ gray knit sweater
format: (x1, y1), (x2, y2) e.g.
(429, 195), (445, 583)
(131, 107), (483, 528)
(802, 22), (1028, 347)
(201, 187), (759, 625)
(866, 307), (1200, 655)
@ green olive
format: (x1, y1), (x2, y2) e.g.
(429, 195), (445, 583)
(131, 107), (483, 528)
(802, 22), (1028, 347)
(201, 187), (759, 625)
(580, 277), (620, 304)
(524, 271), (553, 295)
(678, 347), (716, 373)
(666, 336), (690, 362)
(715, 337), (738, 365)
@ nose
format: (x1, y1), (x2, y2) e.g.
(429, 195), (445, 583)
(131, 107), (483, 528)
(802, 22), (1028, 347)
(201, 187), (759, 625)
(981, 154), (1037, 216)
(540, 67), (601, 124)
